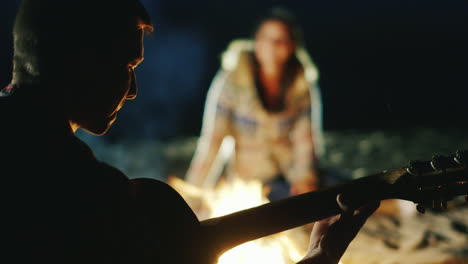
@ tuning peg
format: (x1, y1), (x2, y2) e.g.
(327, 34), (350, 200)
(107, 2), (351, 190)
(431, 198), (448, 211)
(441, 199), (448, 210)
(416, 204), (426, 214)
(407, 160), (433, 175)
(416, 196), (450, 213)
(455, 150), (468, 166)
(430, 155), (454, 171)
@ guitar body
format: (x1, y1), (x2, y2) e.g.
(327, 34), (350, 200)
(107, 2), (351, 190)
(131, 178), (220, 264)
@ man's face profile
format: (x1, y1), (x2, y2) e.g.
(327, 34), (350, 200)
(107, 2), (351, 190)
(69, 21), (145, 136)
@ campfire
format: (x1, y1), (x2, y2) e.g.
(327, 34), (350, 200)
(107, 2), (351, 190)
(168, 176), (311, 264)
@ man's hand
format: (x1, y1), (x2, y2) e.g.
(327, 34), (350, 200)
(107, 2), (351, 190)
(298, 194), (380, 264)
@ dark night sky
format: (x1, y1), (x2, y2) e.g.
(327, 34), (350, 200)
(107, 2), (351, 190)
(1, 0), (467, 142)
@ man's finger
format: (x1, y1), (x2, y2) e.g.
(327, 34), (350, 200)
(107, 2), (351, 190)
(352, 201), (380, 226)
(336, 193), (355, 223)
(336, 193), (349, 212)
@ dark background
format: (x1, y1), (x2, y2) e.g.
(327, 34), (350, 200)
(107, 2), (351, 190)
(1, 0), (467, 142)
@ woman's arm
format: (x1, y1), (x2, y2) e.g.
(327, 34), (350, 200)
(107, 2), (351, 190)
(289, 85), (321, 194)
(310, 84), (325, 158)
(185, 70), (234, 189)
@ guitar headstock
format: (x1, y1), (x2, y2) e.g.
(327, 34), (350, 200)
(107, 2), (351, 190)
(389, 150), (467, 213)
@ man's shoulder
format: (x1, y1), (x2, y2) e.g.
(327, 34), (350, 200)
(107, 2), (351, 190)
(129, 177), (199, 224)
(129, 177), (190, 206)
(89, 160), (131, 187)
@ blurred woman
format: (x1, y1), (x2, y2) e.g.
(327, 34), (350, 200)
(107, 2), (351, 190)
(186, 8), (324, 201)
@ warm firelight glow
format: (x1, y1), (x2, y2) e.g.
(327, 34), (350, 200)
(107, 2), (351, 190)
(218, 239), (286, 264)
(205, 179), (269, 218)
(206, 179), (304, 264)
(168, 177), (307, 264)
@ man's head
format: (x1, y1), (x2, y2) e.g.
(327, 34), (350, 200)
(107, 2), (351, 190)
(12, 0), (153, 135)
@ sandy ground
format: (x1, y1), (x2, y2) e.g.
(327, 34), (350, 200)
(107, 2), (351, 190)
(341, 199), (468, 264)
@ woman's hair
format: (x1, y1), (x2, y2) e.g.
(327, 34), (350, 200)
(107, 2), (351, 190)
(251, 7), (305, 48)
(249, 7), (308, 112)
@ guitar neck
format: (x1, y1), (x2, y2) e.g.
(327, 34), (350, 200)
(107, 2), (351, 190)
(200, 169), (406, 256)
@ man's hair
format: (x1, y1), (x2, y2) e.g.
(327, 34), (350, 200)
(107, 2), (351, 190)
(12, 0), (153, 84)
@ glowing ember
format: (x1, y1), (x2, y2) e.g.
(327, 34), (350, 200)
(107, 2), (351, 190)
(168, 177), (307, 264)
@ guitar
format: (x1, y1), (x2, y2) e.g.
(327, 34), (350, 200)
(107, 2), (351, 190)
(134, 150), (467, 264)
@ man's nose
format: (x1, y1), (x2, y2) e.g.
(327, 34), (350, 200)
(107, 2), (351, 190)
(127, 69), (137, 99)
